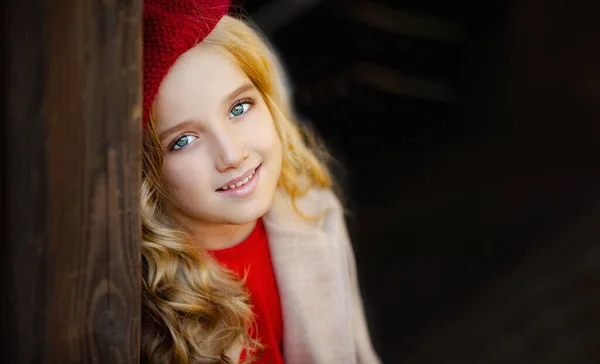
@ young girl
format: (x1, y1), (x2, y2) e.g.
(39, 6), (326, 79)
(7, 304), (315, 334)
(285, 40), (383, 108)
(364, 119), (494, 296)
(141, 1), (381, 363)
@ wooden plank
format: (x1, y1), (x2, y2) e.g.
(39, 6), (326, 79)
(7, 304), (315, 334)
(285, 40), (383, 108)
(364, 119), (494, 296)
(1, 0), (142, 362)
(1, 0), (49, 362)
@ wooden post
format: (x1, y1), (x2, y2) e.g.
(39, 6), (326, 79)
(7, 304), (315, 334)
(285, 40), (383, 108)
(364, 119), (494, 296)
(1, 0), (142, 363)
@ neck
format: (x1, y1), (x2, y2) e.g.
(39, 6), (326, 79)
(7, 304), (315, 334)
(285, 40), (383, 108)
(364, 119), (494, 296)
(184, 219), (257, 251)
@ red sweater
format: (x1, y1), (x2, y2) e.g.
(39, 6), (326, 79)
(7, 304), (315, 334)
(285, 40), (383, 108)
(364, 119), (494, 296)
(209, 219), (284, 364)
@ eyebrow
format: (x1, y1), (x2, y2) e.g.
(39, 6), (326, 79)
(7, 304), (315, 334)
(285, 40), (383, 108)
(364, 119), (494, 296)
(222, 82), (255, 109)
(157, 83), (256, 142)
(158, 120), (197, 142)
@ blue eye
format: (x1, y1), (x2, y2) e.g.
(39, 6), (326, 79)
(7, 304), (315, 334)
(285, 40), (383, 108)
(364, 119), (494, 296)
(172, 135), (197, 150)
(229, 101), (252, 119)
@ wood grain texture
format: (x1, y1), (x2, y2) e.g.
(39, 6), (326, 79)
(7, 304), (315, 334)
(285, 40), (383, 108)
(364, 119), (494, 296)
(2, 0), (142, 363)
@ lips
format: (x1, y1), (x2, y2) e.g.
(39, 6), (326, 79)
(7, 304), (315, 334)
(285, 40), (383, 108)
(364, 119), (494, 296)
(216, 164), (261, 191)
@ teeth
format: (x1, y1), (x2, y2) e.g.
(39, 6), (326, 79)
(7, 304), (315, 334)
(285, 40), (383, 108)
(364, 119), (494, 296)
(220, 169), (257, 190)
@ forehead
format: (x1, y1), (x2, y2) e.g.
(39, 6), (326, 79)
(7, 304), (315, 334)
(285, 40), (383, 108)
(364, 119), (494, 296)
(154, 45), (250, 128)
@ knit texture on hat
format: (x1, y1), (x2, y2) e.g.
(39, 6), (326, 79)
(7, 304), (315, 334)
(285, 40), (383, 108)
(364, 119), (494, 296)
(143, 0), (230, 127)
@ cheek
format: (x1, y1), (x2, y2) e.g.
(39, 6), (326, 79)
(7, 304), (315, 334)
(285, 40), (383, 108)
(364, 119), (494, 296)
(242, 112), (281, 154)
(161, 152), (210, 194)
(271, 131), (283, 159)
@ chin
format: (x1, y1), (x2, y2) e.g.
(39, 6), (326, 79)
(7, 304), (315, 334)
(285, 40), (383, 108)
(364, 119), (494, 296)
(206, 190), (271, 226)
(217, 205), (267, 226)
(222, 170), (279, 225)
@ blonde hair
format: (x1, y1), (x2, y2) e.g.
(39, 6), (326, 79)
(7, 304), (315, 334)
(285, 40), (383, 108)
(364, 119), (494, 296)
(141, 14), (333, 363)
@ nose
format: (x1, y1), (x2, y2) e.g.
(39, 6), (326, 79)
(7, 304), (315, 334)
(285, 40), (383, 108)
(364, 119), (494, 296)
(214, 131), (248, 172)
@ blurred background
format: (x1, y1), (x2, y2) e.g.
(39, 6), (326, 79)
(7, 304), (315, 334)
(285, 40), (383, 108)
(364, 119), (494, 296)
(2, 0), (598, 363)
(233, 0), (600, 363)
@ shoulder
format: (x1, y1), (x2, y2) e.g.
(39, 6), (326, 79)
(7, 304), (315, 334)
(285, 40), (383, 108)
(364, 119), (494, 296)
(265, 186), (345, 232)
(294, 186), (343, 218)
(291, 187), (348, 240)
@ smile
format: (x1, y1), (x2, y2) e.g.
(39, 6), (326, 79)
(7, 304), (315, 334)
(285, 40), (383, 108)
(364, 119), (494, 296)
(216, 164), (262, 198)
(219, 169), (256, 190)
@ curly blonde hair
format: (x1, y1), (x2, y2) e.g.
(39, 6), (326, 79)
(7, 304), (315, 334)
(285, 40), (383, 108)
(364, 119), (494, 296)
(141, 14), (333, 363)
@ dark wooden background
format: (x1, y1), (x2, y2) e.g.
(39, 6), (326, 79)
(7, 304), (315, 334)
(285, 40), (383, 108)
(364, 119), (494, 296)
(1, 0), (142, 363)
(1, 0), (599, 363)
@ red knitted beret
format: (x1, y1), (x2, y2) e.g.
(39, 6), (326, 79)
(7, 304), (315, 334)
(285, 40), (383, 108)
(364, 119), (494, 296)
(143, 0), (231, 128)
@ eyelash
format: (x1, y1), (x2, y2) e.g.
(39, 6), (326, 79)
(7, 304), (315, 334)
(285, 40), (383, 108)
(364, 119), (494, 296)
(167, 98), (257, 152)
(230, 98), (255, 118)
(169, 134), (197, 151)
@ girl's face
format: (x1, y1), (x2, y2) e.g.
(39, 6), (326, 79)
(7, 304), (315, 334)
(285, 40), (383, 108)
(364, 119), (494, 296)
(154, 45), (282, 227)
